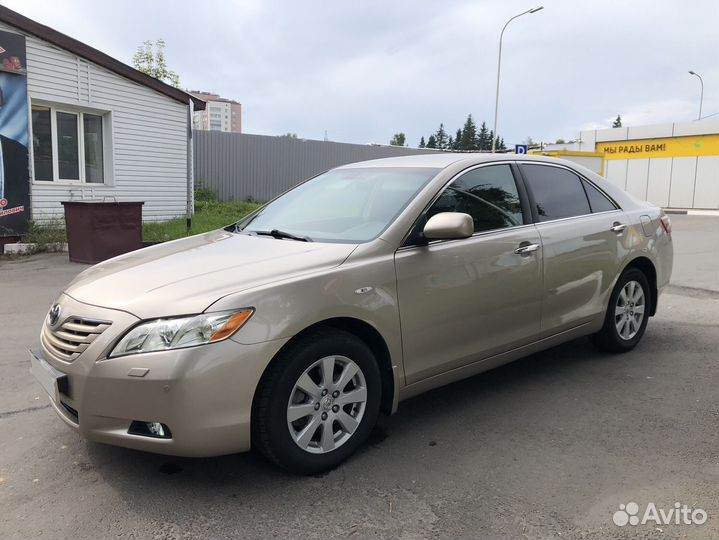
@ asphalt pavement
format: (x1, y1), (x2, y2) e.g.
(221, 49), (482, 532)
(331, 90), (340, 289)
(0, 214), (717, 539)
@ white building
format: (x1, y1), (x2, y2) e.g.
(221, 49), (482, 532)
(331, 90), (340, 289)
(0, 5), (206, 239)
(535, 119), (719, 210)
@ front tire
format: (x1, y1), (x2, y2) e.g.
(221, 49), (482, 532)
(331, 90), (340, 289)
(590, 267), (651, 353)
(252, 329), (381, 474)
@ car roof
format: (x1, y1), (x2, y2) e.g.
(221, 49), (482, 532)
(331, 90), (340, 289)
(337, 152), (557, 169)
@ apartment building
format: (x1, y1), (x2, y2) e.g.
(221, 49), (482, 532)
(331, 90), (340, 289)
(190, 91), (241, 133)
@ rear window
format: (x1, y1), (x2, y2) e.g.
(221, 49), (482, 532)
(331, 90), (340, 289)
(521, 164), (591, 221)
(582, 179), (617, 213)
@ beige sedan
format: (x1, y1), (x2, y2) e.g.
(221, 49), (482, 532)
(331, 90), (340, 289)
(31, 154), (673, 473)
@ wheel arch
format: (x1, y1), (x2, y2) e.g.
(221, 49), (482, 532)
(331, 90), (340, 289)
(622, 255), (658, 316)
(252, 317), (397, 421)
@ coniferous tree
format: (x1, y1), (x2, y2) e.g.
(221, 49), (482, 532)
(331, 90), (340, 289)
(426, 134), (437, 148)
(434, 123), (448, 149)
(447, 136), (454, 149)
(454, 128), (463, 150)
(418, 136), (426, 148)
(460, 115), (478, 150)
(498, 137), (507, 151)
(477, 123), (490, 151)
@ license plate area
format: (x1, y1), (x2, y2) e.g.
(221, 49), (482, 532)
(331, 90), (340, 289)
(29, 350), (70, 400)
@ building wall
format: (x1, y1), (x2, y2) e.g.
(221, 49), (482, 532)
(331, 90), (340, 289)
(230, 101), (241, 133)
(194, 131), (439, 202)
(0, 21), (190, 223)
(591, 122), (719, 209)
(546, 120), (719, 209)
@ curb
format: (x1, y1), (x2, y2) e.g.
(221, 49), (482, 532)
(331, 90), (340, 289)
(664, 209), (719, 216)
(3, 242), (69, 255)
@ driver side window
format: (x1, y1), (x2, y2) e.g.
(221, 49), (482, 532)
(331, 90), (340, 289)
(427, 164), (524, 233)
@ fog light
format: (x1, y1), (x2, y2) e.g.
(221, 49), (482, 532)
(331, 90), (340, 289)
(128, 420), (172, 439)
(148, 422), (165, 437)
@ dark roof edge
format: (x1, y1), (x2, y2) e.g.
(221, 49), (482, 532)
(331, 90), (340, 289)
(0, 5), (206, 110)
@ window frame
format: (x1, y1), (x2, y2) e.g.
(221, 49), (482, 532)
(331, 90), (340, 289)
(29, 100), (113, 186)
(516, 162), (621, 224)
(401, 161), (533, 248)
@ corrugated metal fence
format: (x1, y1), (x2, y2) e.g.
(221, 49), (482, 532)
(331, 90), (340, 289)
(193, 131), (437, 202)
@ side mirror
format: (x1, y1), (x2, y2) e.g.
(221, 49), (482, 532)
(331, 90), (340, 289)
(422, 212), (474, 240)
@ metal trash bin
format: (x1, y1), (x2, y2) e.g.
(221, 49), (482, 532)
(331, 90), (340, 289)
(62, 199), (144, 264)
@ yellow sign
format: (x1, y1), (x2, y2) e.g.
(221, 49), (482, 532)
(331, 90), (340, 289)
(597, 134), (719, 160)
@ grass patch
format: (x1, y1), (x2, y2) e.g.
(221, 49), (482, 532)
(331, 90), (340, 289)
(142, 200), (262, 242)
(22, 220), (68, 252)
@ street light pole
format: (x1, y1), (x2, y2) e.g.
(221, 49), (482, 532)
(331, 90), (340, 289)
(688, 70), (704, 120)
(491, 6), (544, 153)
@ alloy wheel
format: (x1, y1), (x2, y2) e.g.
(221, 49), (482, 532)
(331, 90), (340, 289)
(614, 280), (646, 340)
(286, 355), (367, 454)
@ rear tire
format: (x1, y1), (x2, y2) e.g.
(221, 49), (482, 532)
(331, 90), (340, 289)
(252, 329), (381, 474)
(590, 267), (651, 353)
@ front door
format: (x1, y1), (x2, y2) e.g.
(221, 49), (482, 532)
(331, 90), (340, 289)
(395, 164), (543, 385)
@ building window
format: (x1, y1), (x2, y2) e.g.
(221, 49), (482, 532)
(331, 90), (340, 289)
(31, 107), (53, 181)
(57, 111), (80, 180)
(31, 104), (108, 184)
(83, 113), (104, 183)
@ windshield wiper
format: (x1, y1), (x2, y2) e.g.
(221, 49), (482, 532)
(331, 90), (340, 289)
(252, 229), (312, 242)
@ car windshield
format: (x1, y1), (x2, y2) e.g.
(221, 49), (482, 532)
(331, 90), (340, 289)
(235, 167), (439, 243)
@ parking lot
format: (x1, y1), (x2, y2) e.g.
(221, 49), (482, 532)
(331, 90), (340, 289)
(0, 214), (717, 539)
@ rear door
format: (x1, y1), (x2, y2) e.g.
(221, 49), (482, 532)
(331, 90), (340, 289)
(519, 163), (629, 336)
(395, 163), (543, 384)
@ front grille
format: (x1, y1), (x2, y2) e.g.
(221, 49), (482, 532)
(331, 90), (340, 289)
(41, 317), (111, 363)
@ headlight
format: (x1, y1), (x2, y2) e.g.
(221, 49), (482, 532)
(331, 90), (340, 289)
(109, 308), (254, 358)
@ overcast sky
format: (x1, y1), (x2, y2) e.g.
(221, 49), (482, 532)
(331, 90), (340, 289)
(5, 0), (718, 146)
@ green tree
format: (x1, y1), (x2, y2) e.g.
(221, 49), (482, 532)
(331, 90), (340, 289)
(453, 128), (463, 150)
(478, 122), (491, 151)
(555, 138), (566, 144)
(418, 136), (426, 148)
(426, 134), (437, 149)
(460, 114), (478, 150)
(281, 132), (298, 138)
(132, 39), (180, 87)
(498, 137), (507, 151)
(389, 132), (407, 146)
(612, 115), (622, 128)
(434, 123), (449, 149)
(523, 136), (535, 146)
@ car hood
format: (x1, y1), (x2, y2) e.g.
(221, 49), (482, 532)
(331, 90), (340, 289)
(65, 230), (357, 319)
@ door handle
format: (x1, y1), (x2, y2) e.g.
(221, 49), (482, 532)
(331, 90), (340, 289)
(514, 243), (539, 255)
(610, 222), (628, 234)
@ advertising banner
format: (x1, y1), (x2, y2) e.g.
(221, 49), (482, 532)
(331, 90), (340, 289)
(597, 134), (719, 161)
(0, 29), (29, 235)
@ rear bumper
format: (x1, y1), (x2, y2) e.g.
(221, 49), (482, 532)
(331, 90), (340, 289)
(31, 295), (289, 457)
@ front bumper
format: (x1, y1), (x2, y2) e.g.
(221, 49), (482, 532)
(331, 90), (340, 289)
(31, 293), (288, 457)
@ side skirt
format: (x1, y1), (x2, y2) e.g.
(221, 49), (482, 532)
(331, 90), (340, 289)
(397, 320), (600, 403)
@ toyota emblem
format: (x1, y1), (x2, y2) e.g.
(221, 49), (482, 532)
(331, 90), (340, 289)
(48, 303), (62, 326)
